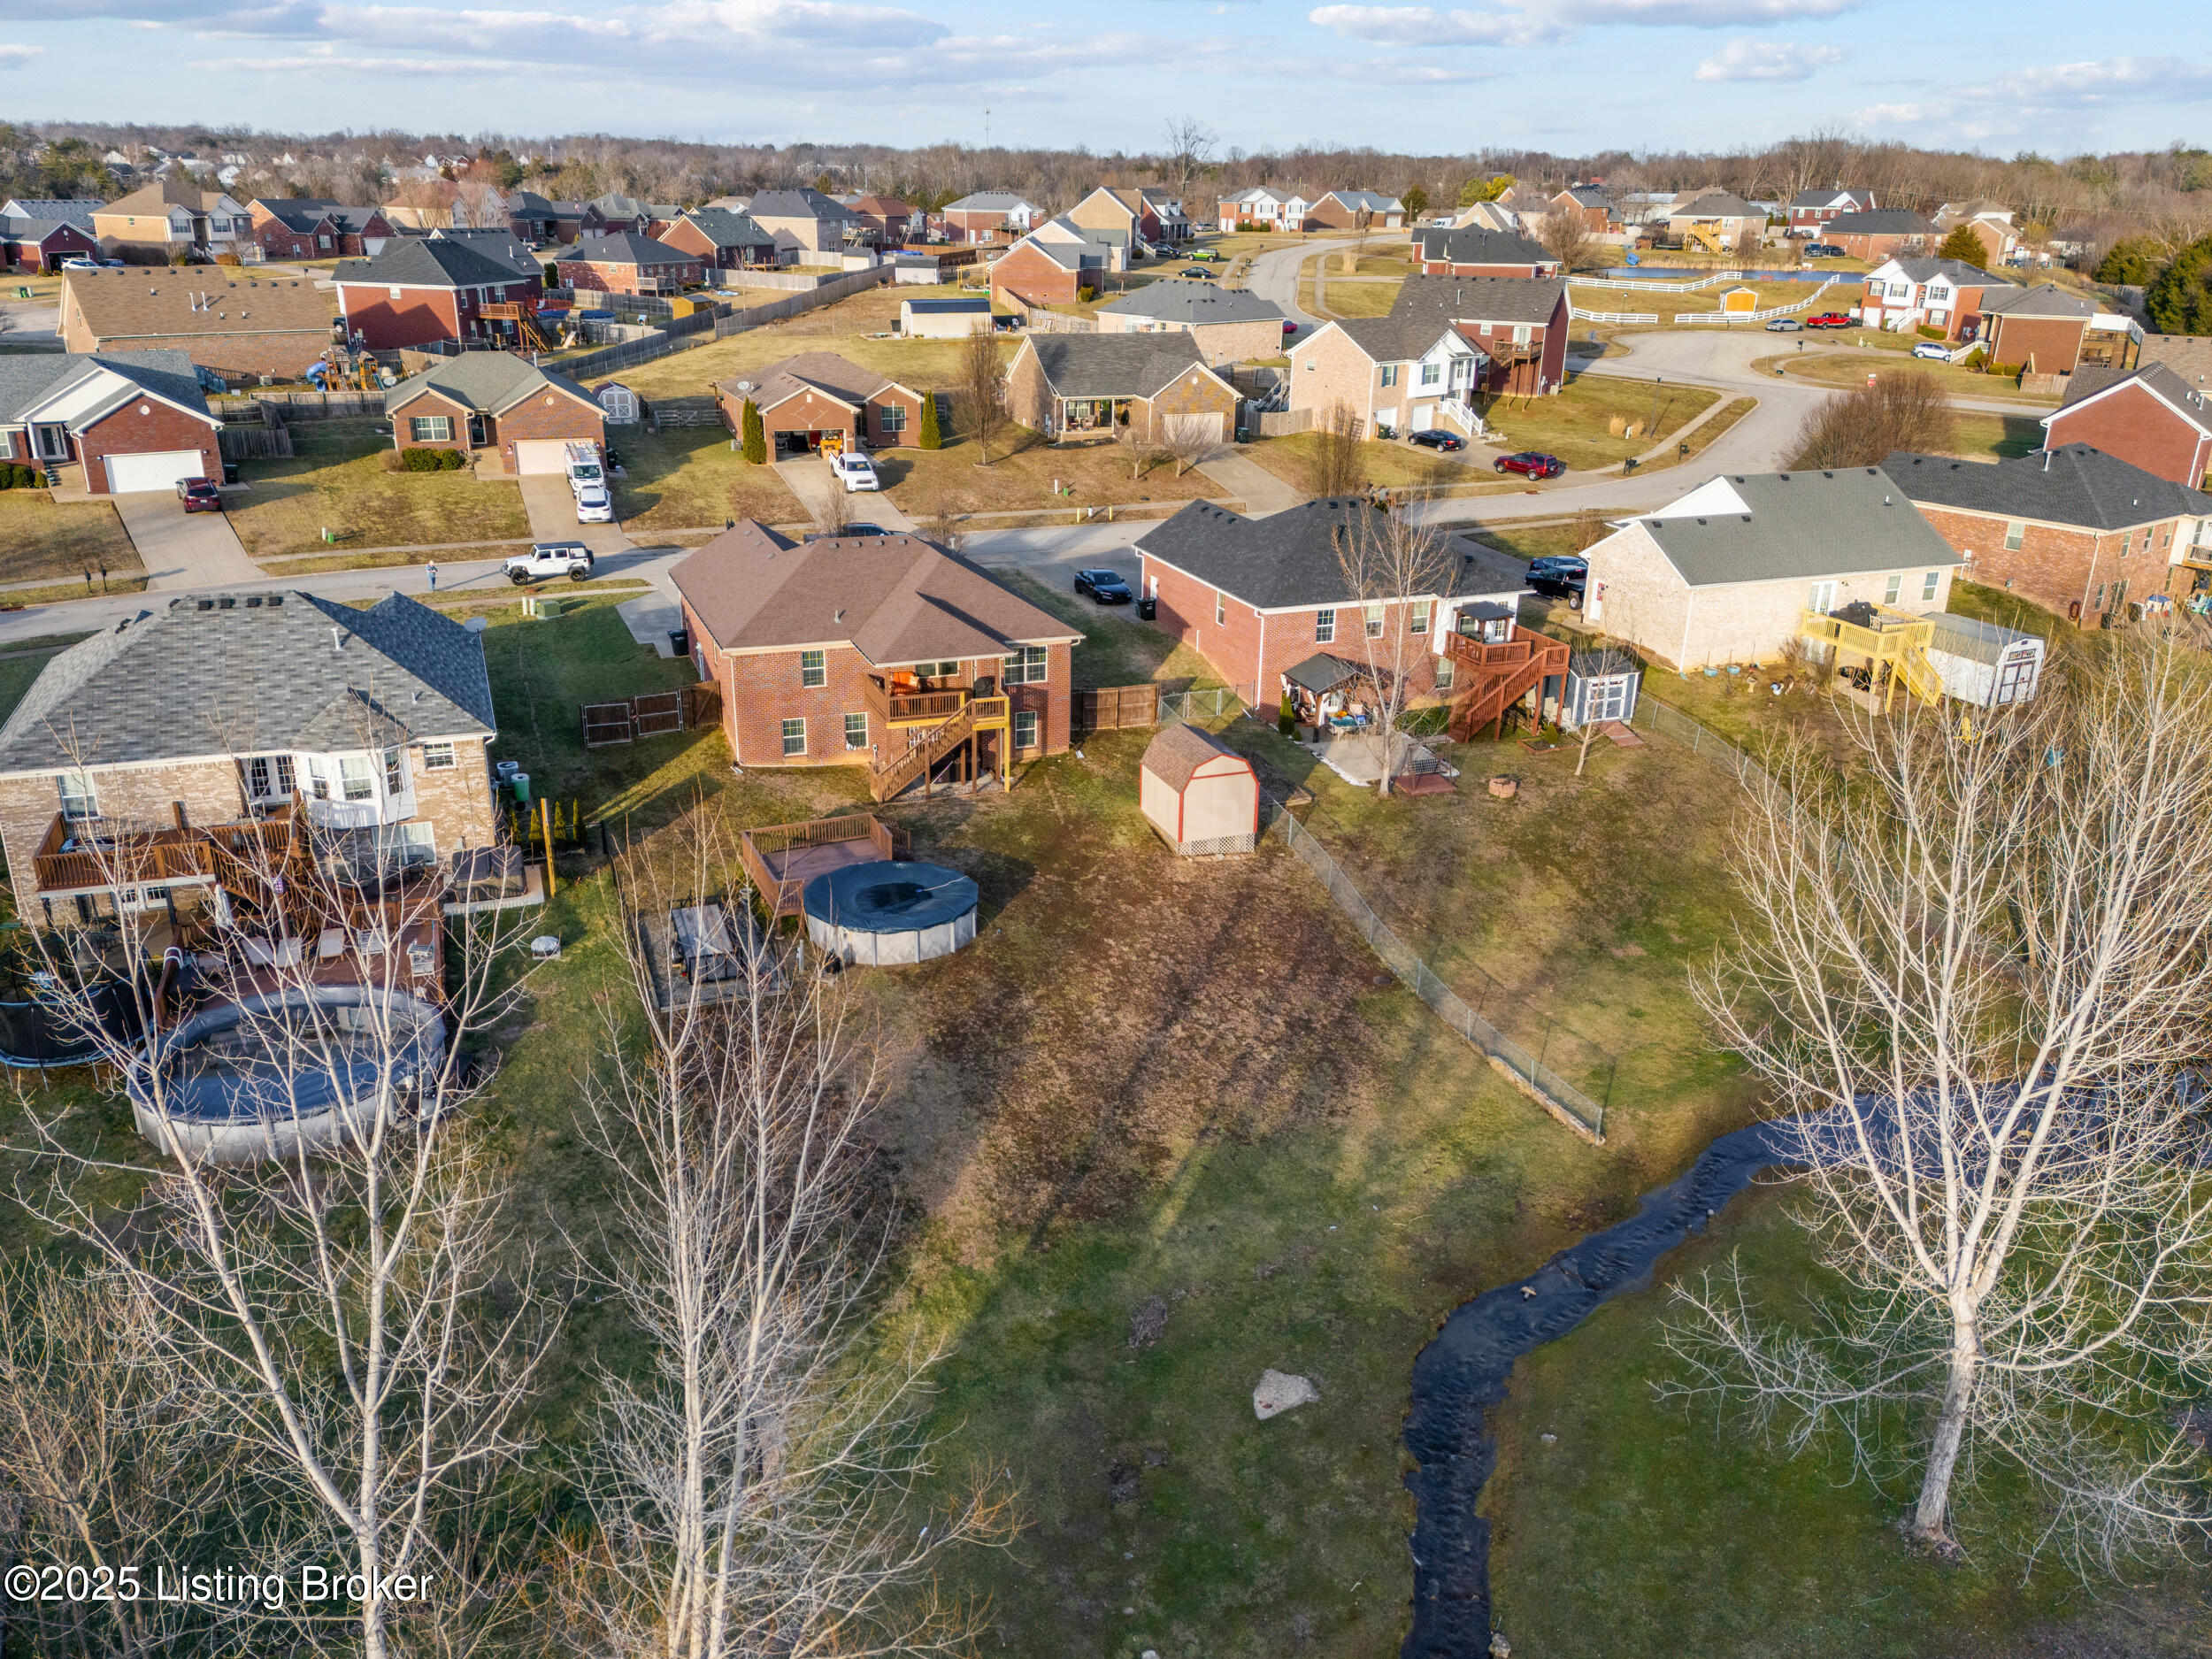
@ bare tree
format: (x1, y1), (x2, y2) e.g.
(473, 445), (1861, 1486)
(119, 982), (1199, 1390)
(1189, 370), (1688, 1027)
(1333, 504), (1456, 795)
(563, 815), (1015, 1659)
(1667, 638), (2212, 1570)
(1537, 209), (1596, 273)
(959, 326), (1009, 466)
(1156, 411), (1224, 477)
(450, 165), (507, 230)
(1162, 117), (1217, 196)
(1114, 420), (1165, 480)
(922, 506), (967, 555)
(1788, 370), (1957, 469)
(1303, 400), (1366, 497)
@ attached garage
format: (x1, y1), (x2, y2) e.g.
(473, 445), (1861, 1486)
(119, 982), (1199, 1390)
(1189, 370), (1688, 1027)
(105, 450), (207, 493)
(511, 440), (575, 475)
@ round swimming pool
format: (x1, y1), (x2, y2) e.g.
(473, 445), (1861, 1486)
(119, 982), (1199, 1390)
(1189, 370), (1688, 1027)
(129, 987), (447, 1163)
(802, 860), (979, 966)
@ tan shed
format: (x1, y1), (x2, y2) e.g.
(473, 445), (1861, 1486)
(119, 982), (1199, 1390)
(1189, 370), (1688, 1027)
(1140, 724), (1260, 856)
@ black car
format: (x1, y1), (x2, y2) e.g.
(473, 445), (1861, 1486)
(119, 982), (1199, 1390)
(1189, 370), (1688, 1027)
(1804, 242), (1844, 258)
(1074, 568), (1133, 604)
(803, 523), (888, 542)
(1526, 555), (1587, 579)
(1407, 429), (1467, 452)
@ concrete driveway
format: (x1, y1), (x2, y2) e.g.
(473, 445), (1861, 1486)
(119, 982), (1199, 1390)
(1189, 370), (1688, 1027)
(113, 492), (261, 591)
(772, 457), (916, 533)
(520, 473), (634, 555)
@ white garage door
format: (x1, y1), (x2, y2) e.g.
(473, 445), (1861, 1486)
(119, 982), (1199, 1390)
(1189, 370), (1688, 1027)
(105, 450), (205, 494)
(511, 440), (573, 475)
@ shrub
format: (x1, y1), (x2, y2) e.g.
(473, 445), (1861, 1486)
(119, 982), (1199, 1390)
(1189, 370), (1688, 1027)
(1279, 691), (1295, 736)
(399, 447), (447, 472)
(213, 252), (242, 267)
(1916, 324), (1947, 340)
(741, 398), (765, 465)
(918, 390), (941, 450)
(0, 468), (12, 491)
(441, 448), (467, 470)
(10, 465), (38, 488)
(1077, 285), (1096, 303)
(379, 451), (406, 472)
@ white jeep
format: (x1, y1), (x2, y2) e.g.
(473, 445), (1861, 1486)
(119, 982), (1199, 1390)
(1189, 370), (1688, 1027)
(504, 541), (595, 583)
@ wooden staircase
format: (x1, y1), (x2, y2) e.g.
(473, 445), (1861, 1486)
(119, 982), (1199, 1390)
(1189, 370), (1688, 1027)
(866, 695), (1010, 803)
(1443, 625), (1571, 741)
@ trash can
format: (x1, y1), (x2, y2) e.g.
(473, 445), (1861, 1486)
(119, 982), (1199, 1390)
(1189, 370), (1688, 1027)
(221, 461), (240, 486)
(1137, 596), (1157, 621)
(511, 772), (531, 805)
(668, 626), (688, 657)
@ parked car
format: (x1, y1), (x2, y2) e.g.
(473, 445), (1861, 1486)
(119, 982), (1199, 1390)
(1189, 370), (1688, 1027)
(1805, 243), (1844, 258)
(1525, 555), (1587, 602)
(175, 477), (223, 514)
(803, 523), (887, 541)
(505, 542), (595, 583)
(1074, 568), (1133, 605)
(565, 441), (603, 496)
(1526, 555), (1587, 579)
(1494, 450), (1564, 480)
(1282, 321), (1298, 335)
(60, 257), (99, 272)
(830, 449), (879, 493)
(1807, 312), (1854, 328)
(1178, 266), (1216, 280)
(1912, 341), (1952, 360)
(1765, 317), (1803, 332)
(575, 481), (614, 523)
(1408, 429), (1466, 452)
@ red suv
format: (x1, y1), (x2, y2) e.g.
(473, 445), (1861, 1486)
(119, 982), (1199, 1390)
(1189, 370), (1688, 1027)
(1806, 312), (1854, 329)
(176, 478), (224, 513)
(1494, 451), (1565, 480)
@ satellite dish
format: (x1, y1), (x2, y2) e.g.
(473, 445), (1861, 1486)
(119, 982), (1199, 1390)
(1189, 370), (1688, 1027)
(734, 380), (753, 392)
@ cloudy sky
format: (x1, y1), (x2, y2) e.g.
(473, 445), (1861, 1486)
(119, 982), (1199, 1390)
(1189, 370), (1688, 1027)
(0, 0), (2205, 156)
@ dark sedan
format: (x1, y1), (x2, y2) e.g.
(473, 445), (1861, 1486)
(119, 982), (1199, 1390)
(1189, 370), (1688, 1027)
(1494, 450), (1565, 480)
(1074, 568), (1133, 604)
(1526, 555), (1587, 603)
(1408, 429), (1467, 452)
(176, 478), (224, 513)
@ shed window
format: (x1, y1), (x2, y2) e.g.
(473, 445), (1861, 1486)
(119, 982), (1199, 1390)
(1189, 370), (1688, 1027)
(781, 718), (806, 757)
(800, 649), (826, 687)
(1013, 710), (1041, 750)
(57, 772), (97, 822)
(410, 415), (451, 443)
(1315, 608), (1335, 643)
(1922, 571), (1940, 602)
(844, 712), (868, 750)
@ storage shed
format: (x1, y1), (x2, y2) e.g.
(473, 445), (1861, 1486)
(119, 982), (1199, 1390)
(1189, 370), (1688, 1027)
(597, 380), (640, 423)
(1140, 725), (1260, 856)
(1719, 286), (1759, 313)
(1562, 647), (1642, 729)
(1922, 612), (2044, 709)
(900, 296), (993, 339)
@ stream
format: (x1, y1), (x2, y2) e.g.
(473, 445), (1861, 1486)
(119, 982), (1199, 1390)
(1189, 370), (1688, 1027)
(1399, 1118), (1802, 1656)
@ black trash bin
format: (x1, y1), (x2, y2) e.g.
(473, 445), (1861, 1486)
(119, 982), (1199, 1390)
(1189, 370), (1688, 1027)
(221, 460), (240, 486)
(669, 627), (689, 656)
(1137, 596), (1157, 621)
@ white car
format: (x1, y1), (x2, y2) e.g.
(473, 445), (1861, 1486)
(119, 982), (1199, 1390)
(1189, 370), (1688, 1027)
(575, 481), (614, 523)
(504, 542), (595, 583)
(1911, 342), (1951, 361)
(829, 450), (879, 493)
(60, 257), (100, 272)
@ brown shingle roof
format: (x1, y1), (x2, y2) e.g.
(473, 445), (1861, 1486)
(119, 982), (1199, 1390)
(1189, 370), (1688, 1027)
(64, 269), (334, 343)
(1141, 723), (1249, 792)
(100, 179), (230, 217)
(720, 349), (913, 412)
(671, 522), (1079, 664)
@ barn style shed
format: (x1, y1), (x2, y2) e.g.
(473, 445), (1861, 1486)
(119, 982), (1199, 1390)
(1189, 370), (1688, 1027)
(1141, 725), (1259, 856)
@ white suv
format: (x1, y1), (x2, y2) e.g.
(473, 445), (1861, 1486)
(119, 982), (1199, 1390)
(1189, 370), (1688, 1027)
(575, 481), (614, 523)
(830, 449), (879, 493)
(504, 542), (595, 583)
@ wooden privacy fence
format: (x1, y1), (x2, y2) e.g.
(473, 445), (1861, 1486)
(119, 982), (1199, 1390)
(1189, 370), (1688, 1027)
(581, 683), (720, 747)
(219, 424), (295, 460)
(1072, 684), (1158, 733)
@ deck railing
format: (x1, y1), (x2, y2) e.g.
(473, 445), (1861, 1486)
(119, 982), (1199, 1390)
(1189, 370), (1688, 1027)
(32, 804), (296, 893)
(864, 678), (973, 726)
(739, 815), (910, 915)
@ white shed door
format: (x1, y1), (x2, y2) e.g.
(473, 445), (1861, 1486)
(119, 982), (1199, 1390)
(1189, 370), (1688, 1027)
(105, 449), (204, 493)
(511, 440), (572, 475)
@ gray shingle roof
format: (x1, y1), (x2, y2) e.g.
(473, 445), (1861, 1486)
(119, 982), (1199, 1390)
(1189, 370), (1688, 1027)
(746, 188), (856, 223)
(429, 227), (542, 278)
(1323, 189), (1403, 213)
(722, 349), (911, 411)
(0, 197), (101, 233)
(1095, 280), (1284, 326)
(1024, 334), (1211, 398)
(1674, 192), (1758, 219)
(1826, 208), (1938, 237)
(1330, 311), (1466, 365)
(945, 191), (1039, 213)
(0, 349), (212, 426)
(557, 230), (696, 267)
(1415, 227), (1555, 267)
(384, 352), (595, 419)
(675, 206), (777, 250)
(0, 591), (495, 775)
(901, 296), (989, 315)
(1632, 469), (1960, 588)
(2055, 360), (2212, 432)
(335, 237), (530, 289)
(1978, 281), (2097, 319)
(1391, 273), (1568, 327)
(1881, 257), (2015, 288)
(1135, 499), (1530, 611)
(1884, 445), (2212, 530)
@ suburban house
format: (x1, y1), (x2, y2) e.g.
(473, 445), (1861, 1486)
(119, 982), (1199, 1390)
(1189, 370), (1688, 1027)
(1820, 208), (1938, 263)
(1855, 257), (2020, 340)
(1932, 200), (2017, 267)
(1067, 185), (1190, 249)
(658, 206), (782, 275)
(0, 589), (502, 933)
(1885, 446), (2212, 622)
(552, 231), (705, 296)
(1976, 284), (2132, 376)
(1094, 280), (1287, 365)
(1412, 227), (1560, 278)
(2043, 364), (2212, 488)
(837, 195), (920, 246)
(383, 353), (604, 473)
(1580, 469), (1961, 669)
(1394, 273), (1571, 396)
(427, 227), (544, 280)
(1286, 309), (1486, 439)
(0, 199), (102, 272)
(941, 191), (1043, 244)
(1132, 496), (1534, 707)
(579, 192), (675, 238)
(1302, 190), (1406, 232)
(2131, 334), (2212, 388)
(743, 188), (856, 257)
(672, 524), (1081, 777)
(1005, 334), (1240, 442)
(245, 198), (395, 261)
(989, 217), (1133, 306)
(1451, 199), (1527, 234)
(505, 190), (585, 245)
(0, 350), (223, 494)
(1548, 185), (1619, 234)
(1786, 187), (1876, 237)
(715, 350), (927, 456)
(93, 180), (250, 261)
(1217, 187), (1313, 232)
(59, 270), (337, 383)
(1666, 191), (1763, 251)
(331, 238), (545, 351)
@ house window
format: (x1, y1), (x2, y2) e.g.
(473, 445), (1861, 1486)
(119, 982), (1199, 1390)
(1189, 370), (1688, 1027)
(419, 741), (456, 771)
(1435, 655), (1455, 690)
(318, 234), (331, 250)
(1411, 600), (1431, 635)
(1002, 646), (1047, 685)
(245, 754), (296, 800)
(341, 755), (375, 801)
(1922, 572), (1940, 602)
(1013, 710), (1041, 750)
(1379, 365), (1399, 388)
(800, 649), (826, 687)
(1215, 594), (1225, 626)
(1315, 608), (1336, 643)
(375, 822), (437, 869)
(411, 415), (451, 443)
(57, 772), (96, 822)
(2003, 520), (2025, 550)
(1807, 581), (1836, 615)
(306, 757), (330, 800)
(878, 403), (905, 434)
(383, 747), (406, 796)
(1884, 573), (1901, 604)
(388, 286), (401, 301)
(781, 718), (806, 757)
(1365, 603), (1386, 638)
(844, 712), (869, 750)
(1419, 361), (1441, 387)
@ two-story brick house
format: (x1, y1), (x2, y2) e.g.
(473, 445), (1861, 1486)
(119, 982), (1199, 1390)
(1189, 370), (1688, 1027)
(93, 179), (250, 262)
(0, 349), (224, 495)
(672, 524), (1080, 774)
(1004, 334), (1240, 442)
(1885, 446), (2212, 623)
(2042, 364), (2212, 488)
(1855, 257), (2020, 340)
(715, 350), (928, 457)
(1286, 308), (1486, 439)
(0, 589), (502, 933)
(1786, 187), (1875, 238)
(332, 238), (545, 350)
(1394, 274), (1570, 396)
(941, 191), (1043, 244)
(1820, 208), (1938, 263)
(384, 353), (605, 473)
(658, 207), (783, 275)
(1411, 227), (1560, 278)
(246, 198), (396, 261)
(553, 231), (705, 296)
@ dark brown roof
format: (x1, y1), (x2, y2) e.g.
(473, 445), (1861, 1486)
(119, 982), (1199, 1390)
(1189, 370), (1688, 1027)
(65, 269), (334, 342)
(671, 522), (1079, 665)
(1141, 722), (1250, 792)
(720, 349), (914, 412)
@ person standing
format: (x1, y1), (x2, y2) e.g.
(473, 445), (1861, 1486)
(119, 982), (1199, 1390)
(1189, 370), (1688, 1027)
(426, 561), (439, 593)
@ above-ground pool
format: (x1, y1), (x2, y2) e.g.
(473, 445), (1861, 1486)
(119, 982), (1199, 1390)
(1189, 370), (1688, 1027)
(129, 987), (447, 1163)
(803, 860), (979, 966)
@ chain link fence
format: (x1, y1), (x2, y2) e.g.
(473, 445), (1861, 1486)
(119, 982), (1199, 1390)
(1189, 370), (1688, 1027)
(1625, 693), (1774, 794)
(1157, 687), (1251, 724)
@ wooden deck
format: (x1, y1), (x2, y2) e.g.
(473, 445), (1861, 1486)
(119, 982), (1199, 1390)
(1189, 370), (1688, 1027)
(739, 814), (911, 918)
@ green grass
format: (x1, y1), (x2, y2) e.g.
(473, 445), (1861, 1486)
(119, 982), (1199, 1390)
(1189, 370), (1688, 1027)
(0, 493), (143, 584)
(1753, 346), (2062, 404)
(1947, 577), (2062, 640)
(0, 652), (54, 726)
(993, 569), (1224, 691)
(229, 419), (530, 557)
(612, 426), (804, 531)
(1948, 412), (2046, 460)
(1240, 432), (1479, 495)
(1492, 373), (1721, 472)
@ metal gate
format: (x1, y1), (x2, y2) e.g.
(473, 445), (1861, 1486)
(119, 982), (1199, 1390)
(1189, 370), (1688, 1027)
(580, 684), (721, 747)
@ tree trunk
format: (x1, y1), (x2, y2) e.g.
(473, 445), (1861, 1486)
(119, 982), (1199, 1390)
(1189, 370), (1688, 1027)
(1910, 1320), (1978, 1541)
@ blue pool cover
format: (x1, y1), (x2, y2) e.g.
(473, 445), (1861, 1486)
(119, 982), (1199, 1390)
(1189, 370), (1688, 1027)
(802, 860), (978, 933)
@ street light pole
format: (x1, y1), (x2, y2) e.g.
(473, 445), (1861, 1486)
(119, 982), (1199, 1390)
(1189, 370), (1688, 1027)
(1648, 374), (1662, 439)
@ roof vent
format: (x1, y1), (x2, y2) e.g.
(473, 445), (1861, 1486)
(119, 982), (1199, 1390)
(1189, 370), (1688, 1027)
(331, 626), (345, 652)
(1696, 517), (1707, 525)
(267, 595), (283, 607)
(196, 599), (214, 611)
(1884, 495), (1893, 505)
(245, 595), (263, 607)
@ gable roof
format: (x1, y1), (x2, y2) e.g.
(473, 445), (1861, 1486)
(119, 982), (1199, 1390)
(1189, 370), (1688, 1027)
(586, 191), (669, 221)
(719, 349), (914, 411)
(1320, 189), (1403, 214)
(384, 352), (596, 419)
(1884, 445), (2212, 530)
(1673, 191), (1757, 219)
(100, 179), (234, 218)
(1826, 208), (1938, 236)
(557, 229), (697, 267)
(944, 191), (1040, 213)
(1021, 333), (1215, 398)
(64, 270), (334, 343)
(1391, 273), (1568, 327)
(1978, 281), (2098, 319)
(843, 194), (918, 217)
(1624, 469), (1958, 588)
(1318, 310), (1472, 366)
(0, 198), (101, 231)
(1790, 187), (1873, 209)
(2051, 361), (2212, 434)
(503, 190), (578, 219)
(0, 349), (216, 431)
(252, 196), (388, 234)
(2135, 334), (2212, 388)
(334, 236), (531, 289)
(428, 227), (542, 278)
(0, 590), (495, 776)
(671, 522), (1078, 663)
(1142, 722), (1251, 791)
(1134, 498), (1530, 611)
(673, 206), (778, 250)
(1875, 256), (2016, 289)
(1095, 280), (1284, 326)
(745, 188), (856, 223)
(1413, 226), (1555, 268)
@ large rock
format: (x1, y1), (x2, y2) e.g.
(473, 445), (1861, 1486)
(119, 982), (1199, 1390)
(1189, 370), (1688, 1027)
(1252, 1369), (1320, 1420)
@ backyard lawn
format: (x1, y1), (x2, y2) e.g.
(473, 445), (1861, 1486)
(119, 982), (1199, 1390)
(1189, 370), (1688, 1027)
(1242, 432), (1479, 495)
(876, 428), (1221, 519)
(0, 493), (143, 584)
(611, 426), (805, 532)
(1567, 277), (1832, 330)
(228, 419), (530, 559)
(1947, 411), (2045, 460)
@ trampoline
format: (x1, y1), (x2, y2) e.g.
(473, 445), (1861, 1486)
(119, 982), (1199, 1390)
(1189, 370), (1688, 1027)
(802, 860), (979, 967)
(129, 987), (447, 1164)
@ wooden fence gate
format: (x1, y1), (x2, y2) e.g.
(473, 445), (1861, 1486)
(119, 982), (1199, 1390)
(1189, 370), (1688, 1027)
(1072, 684), (1157, 734)
(581, 683), (722, 747)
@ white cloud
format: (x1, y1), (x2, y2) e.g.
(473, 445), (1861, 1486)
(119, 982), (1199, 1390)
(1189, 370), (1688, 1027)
(1849, 100), (1954, 125)
(1557, 0), (1859, 22)
(1959, 55), (2212, 107)
(1306, 5), (1561, 47)
(1307, 0), (1858, 49)
(0, 42), (43, 62)
(1693, 37), (1847, 81)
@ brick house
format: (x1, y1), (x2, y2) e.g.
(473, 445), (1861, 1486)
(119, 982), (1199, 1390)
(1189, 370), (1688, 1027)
(1548, 186), (1619, 234)
(578, 192), (674, 239)
(384, 353), (604, 473)
(672, 523), (1080, 772)
(504, 191), (585, 245)
(941, 191), (1043, 244)
(1786, 187), (1874, 237)
(0, 349), (223, 494)
(58, 270), (336, 383)
(2042, 362), (2212, 488)
(716, 351), (927, 456)
(1885, 446), (2212, 622)
(1932, 200), (2016, 268)
(838, 195), (921, 246)
(1005, 334), (1239, 442)
(1581, 469), (1961, 669)
(1302, 190), (1406, 232)
(1133, 497), (1532, 703)
(1393, 273), (1571, 396)
(0, 589), (502, 933)
(426, 227), (544, 281)
(1821, 208), (1938, 263)
(1976, 283), (2131, 376)
(744, 188), (856, 257)
(1286, 309), (1484, 438)
(1067, 186), (1189, 248)
(658, 207), (782, 275)
(245, 199), (395, 261)
(332, 238), (545, 351)
(1093, 280), (1287, 365)
(1666, 191), (1764, 250)
(1855, 257), (2020, 341)
(1217, 187), (1313, 233)
(989, 227), (1122, 308)
(93, 179), (250, 261)
(0, 199), (102, 272)
(1411, 227), (1560, 278)
(553, 231), (704, 296)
